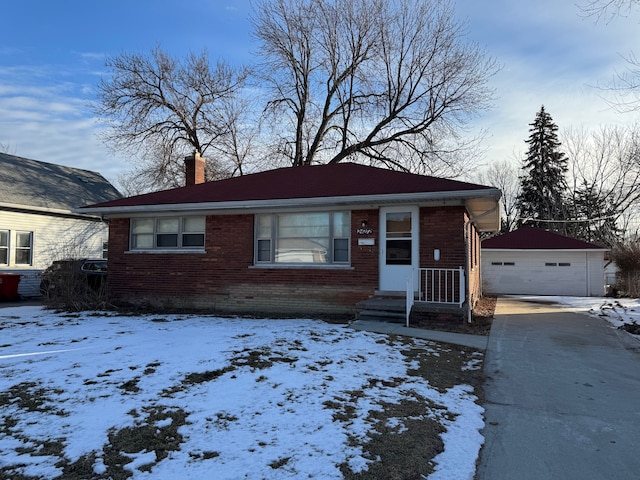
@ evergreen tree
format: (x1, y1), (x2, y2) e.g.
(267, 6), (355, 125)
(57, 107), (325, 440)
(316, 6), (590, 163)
(515, 105), (569, 233)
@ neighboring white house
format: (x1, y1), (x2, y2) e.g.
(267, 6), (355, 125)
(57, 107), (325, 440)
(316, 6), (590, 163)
(0, 153), (121, 297)
(482, 227), (608, 297)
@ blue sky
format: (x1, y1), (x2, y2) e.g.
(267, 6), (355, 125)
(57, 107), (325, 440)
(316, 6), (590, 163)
(1, 0), (638, 186)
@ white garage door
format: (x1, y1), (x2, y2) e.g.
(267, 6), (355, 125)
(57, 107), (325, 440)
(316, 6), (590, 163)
(482, 251), (589, 296)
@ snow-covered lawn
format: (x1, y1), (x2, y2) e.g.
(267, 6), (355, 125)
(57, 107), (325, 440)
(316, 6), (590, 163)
(0, 306), (484, 480)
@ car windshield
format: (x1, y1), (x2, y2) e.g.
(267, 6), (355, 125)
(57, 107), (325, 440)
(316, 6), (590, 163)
(81, 261), (107, 272)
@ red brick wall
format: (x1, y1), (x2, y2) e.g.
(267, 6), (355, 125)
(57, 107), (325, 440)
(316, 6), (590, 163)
(107, 206), (475, 315)
(415, 207), (482, 313)
(108, 211), (379, 315)
(419, 206), (467, 269)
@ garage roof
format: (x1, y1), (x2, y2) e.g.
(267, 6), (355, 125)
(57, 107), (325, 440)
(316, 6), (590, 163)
(483, 227), (607, 250)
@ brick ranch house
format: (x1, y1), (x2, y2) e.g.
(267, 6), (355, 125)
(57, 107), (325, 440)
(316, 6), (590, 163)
(80, 156), (501, 322)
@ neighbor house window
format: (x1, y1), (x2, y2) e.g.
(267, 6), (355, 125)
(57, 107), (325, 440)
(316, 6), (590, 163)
(255, 211), (350, 264)
(130, 217), (205, 250)
(0, 230), (8, 265)
(15, 231), (33, 265)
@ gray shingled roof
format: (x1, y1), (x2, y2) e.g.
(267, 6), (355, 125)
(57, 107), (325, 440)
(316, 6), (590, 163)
(0, 152), (121, 213)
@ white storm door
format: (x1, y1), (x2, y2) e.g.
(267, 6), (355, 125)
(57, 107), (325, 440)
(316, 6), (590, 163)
(379, 206), (419, 292)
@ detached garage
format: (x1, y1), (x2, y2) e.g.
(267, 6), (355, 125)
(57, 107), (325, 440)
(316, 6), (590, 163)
(482, 227), (608, 297)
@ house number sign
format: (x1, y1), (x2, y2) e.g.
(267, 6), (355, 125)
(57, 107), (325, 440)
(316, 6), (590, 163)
(357, 228), (373, 235)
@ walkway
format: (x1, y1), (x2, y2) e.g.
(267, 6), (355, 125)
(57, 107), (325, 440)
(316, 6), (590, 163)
(477, 297), (640, 480)
(350, 319), (488, 350)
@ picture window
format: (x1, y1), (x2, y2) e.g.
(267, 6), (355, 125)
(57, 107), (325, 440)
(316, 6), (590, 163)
(255, 211), (350, 265)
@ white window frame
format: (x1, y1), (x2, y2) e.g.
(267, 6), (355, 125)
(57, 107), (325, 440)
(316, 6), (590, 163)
(129, 216), (205, 251)
(0, 229), (8, 265)
(254, 211), (351, 266)
(15, 231), (33, 265)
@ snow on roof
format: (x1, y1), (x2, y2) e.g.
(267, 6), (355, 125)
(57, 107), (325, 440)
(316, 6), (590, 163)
(482, 227), (607, 250)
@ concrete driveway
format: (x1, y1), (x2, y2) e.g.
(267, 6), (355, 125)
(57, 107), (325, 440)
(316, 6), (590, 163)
(477, 297), (640, 480)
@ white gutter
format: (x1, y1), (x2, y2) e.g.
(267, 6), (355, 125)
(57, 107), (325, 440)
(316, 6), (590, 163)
(0, 201), (104, 221)
(77, 188), (502, 217)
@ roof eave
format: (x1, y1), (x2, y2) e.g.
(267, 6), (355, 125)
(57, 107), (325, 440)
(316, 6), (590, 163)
(1, 201), (104, 221)
(78, 188), (501, 218)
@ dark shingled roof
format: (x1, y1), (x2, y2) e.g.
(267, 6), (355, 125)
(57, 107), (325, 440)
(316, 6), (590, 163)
(0, 152), (121, 213)
(482, 227), (606, 250)
(84, 162), (494, 209)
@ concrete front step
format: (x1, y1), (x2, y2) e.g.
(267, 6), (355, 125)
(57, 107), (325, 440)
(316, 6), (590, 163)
(355, 297), (405, 311)
(355, 295), (468, 323)
(355, 297), (406, 322)
(356, 309), (405, 322)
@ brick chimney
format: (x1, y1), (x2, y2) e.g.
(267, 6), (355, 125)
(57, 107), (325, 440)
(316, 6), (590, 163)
(184, 151), (205, 186)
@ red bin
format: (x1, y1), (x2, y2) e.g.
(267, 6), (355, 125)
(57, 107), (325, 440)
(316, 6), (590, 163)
(0, 274), (22, 301)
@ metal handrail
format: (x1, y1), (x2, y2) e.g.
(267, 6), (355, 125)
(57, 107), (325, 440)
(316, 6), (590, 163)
(417, 267), (465, 307)
(405, 271), (415, 327)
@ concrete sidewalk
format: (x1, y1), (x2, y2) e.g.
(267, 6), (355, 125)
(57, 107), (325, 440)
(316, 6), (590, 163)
(477, 297), (640, 480)
(350, 319), (489, 349)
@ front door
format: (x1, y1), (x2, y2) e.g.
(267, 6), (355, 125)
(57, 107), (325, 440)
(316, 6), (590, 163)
(379, 206), (419, 292)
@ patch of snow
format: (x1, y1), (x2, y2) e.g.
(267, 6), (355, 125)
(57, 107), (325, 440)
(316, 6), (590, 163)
(0, 307), (485, 479)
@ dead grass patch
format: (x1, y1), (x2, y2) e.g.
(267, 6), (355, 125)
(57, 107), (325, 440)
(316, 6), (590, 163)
(414, 295), (496, 335)
(0, 381), (66, 415)
(336, 338), (484, 478)
(101, 406), (188, 478)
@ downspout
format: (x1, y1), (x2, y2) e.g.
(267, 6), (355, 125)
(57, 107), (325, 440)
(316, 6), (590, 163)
(463, 219), (472, 323)
(463, 204), (499, 324)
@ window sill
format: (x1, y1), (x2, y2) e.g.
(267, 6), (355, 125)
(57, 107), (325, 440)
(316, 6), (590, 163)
(250, 264), (354, 270)
(126, 249), (207, 254)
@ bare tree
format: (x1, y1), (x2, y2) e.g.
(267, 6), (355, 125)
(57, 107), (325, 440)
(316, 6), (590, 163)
(207, 96), (262, 178)
(0, 142), (16, 154)
(579, 0), (640, 21)
(579, 0), (640, 112)
(252, 0), (498, 171)
(476, 158), (521, 233)
(607, 52), (640, 113)
(95, 46), (249, 191)
(563, 125), (640, 243)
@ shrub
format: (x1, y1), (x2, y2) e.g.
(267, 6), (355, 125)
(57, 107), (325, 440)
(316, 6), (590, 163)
(610, 241), (640, 297)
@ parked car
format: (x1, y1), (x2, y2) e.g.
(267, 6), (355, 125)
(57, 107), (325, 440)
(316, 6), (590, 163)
(40, 259), (107, 297)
